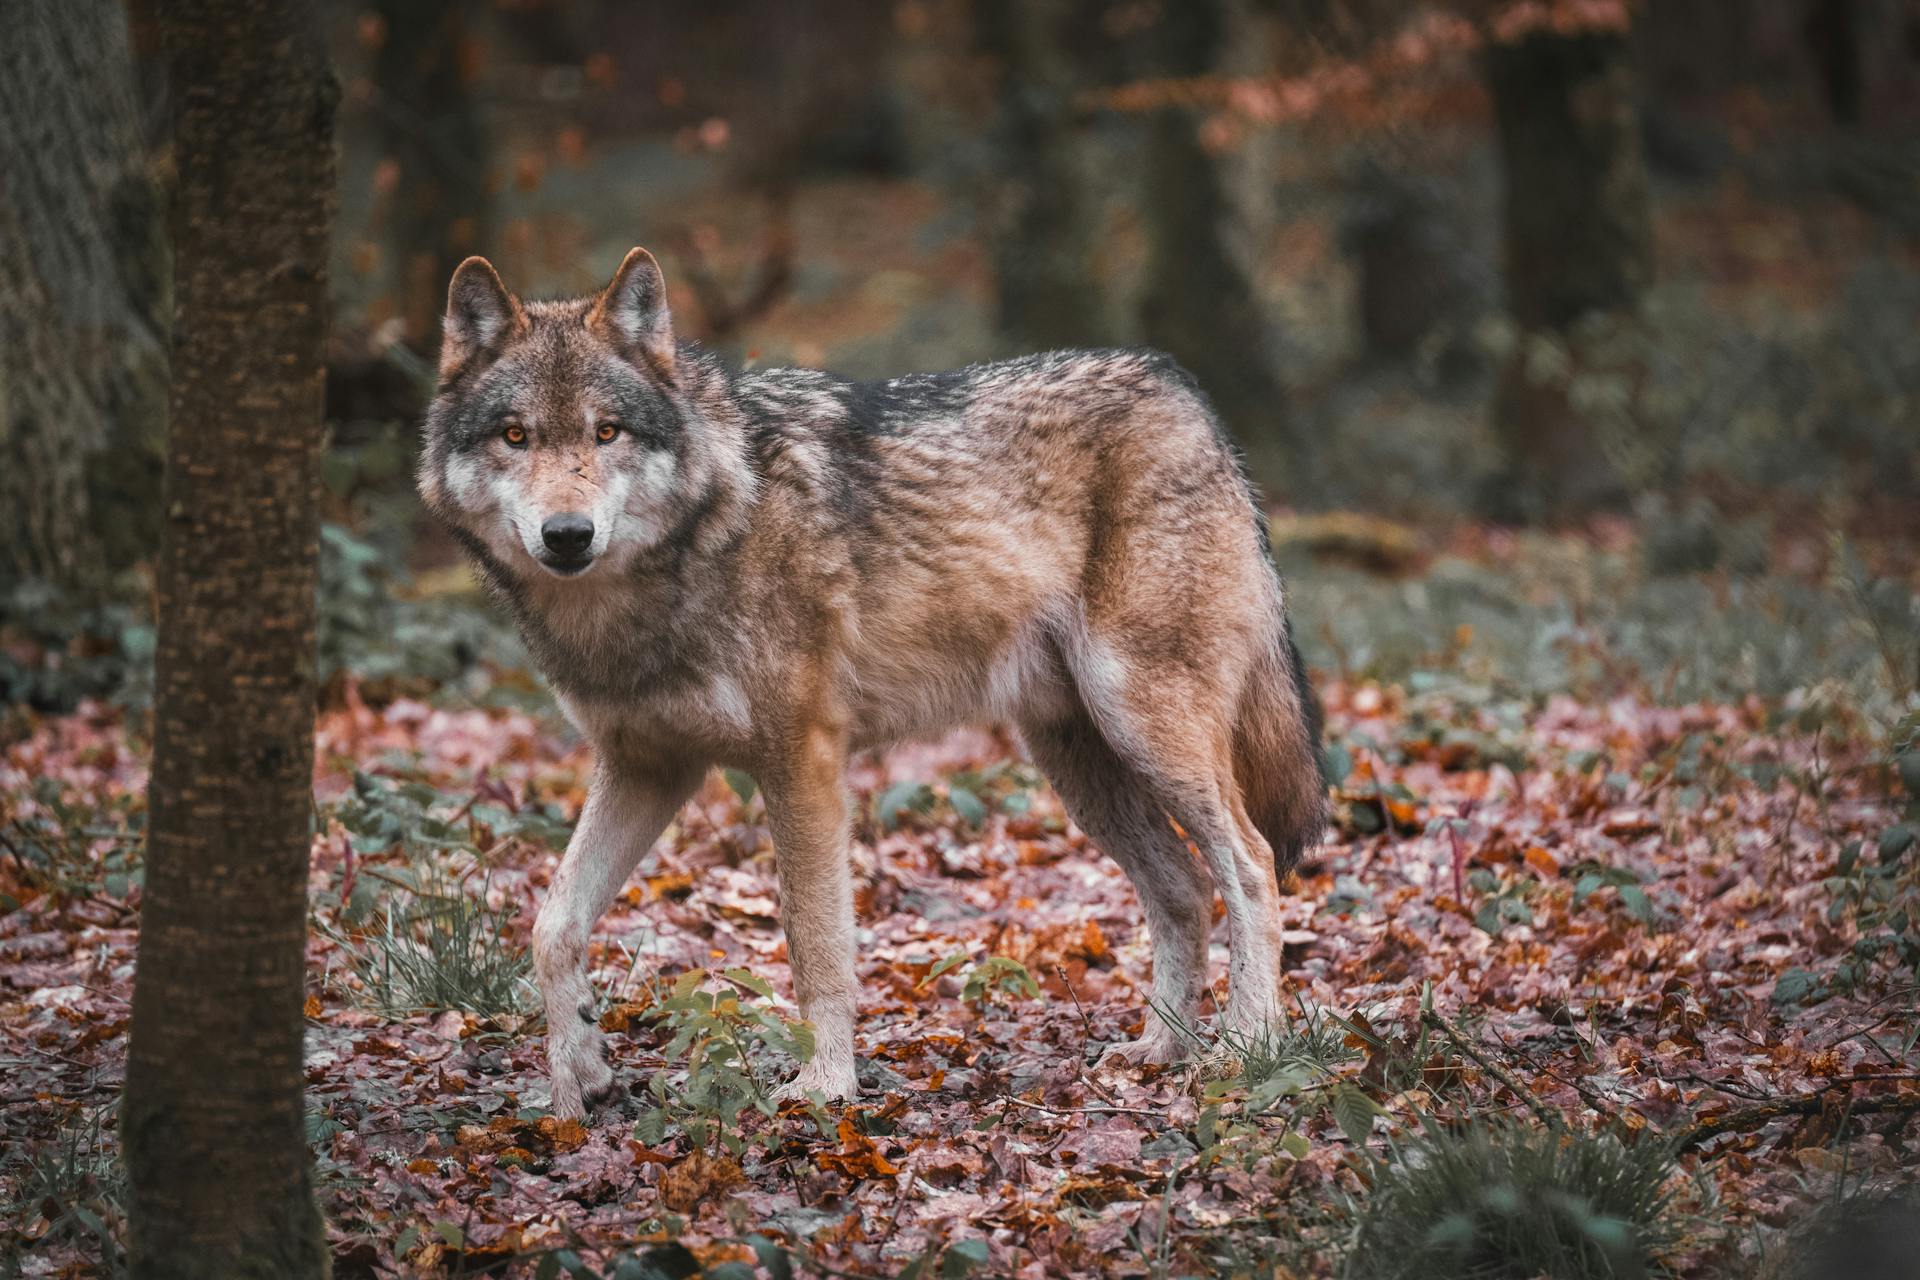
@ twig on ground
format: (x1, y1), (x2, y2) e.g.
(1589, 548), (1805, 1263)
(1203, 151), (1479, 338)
(1493, 1025), (1622, 1121)
(1421, 1009), (1561, 1129)
(1001, 1095), (1163, 1120)
(1056, 964), (1123, 1105)
(1674, 1091), (1920, 1152)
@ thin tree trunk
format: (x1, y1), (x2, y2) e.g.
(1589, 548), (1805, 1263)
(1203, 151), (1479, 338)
(121, 2), (336, 1275)
(1487, 29), (1651, 331)
(0, 1), (169, 594)
(1484, 27), (1653, 520)
(1345, 162), (1477, 374)
(374, 0), (489, 352)
(1807, 0), (1865, 128)
(1135, 0), (1294, 459)
(974, 0), (1122, 351)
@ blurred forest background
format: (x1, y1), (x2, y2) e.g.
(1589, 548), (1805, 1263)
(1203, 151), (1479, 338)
(4, 0), (1920, 717)
(5, 0), (1920, 720)
(7, 4), (1920, 1275)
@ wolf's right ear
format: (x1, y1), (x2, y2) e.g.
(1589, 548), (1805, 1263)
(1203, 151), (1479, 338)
(441, 257), (523, 382)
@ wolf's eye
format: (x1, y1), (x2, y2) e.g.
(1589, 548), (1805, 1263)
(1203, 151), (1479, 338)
(595, 421), (621, 444)
(502, 422), (527, 448)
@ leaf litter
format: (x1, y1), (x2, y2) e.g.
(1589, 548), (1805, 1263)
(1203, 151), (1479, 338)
(2, 663), (1917, 1276)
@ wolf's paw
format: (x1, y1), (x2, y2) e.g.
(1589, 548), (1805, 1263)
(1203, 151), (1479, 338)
(1098, 1026), (1189, 1068)
(549, 1035), (619, 1120)
(773, 1059), (860, 1105)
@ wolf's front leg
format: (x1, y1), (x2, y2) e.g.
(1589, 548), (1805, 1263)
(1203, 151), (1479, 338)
(534, 760), (700, 1119)
(761, 725), (860, 1102)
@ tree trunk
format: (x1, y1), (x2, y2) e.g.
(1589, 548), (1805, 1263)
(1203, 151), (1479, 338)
(974, 0), (1122, 351)
(1344, 162), (1478, 375)
(374, 0), (489, 352)
(121, 2), (336, 1275)
(0, 2), (169, 595)
(1484, 27), (1653, 520)
(1807, 0), (1865, 128)
(1135, 0), (1294, 459)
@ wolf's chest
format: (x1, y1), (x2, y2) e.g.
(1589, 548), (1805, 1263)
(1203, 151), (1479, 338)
(554, 669), (757, 767)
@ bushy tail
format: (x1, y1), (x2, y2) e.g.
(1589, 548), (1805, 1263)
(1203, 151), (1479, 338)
(1233, 613), (1328, 881)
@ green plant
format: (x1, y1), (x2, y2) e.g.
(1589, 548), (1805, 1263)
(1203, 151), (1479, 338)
(0, 1107), (127, 1273)
(1765, 1185), (1920, 1280)
(631, 968), (820, 1158)
(943, 761), (1044, 827)
(316, 518), (526, 690)
(328, 865), (534, 1018)
(1465, 866), (1537, 937)
(1786, 710), (1920, 1009)
(1347, 1122), (1679, 1280)
(0, 777), (145, 909)
(319, 768), (569, 916)
(873, 762), (1046, 832)
(920, 951), (1042, 1008)
(0, 578), (155, 716)
(1569, 860), (1659, 930)
(1215, 1002), (1360, 1110)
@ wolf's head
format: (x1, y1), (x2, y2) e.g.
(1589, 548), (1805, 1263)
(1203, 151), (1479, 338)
(419, 249), (742, 582)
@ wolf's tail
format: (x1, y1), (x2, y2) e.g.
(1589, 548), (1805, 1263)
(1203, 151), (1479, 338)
(1232, 610), (1328, 881)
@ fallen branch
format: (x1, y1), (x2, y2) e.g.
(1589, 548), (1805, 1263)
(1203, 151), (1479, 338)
(1001, 1095), (1163, 1120)
(1494, 1024), (1623, 1122)
(1421, 1009), (1562, 1129)
(1675, 1091), (1920, 1152)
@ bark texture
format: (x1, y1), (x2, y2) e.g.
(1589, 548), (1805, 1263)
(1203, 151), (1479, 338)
(0, 1), (169, 593)
(974, 0), (1122, 351)
(1484, 28), (1653, 519)
(1486, 30), (1651, 332)
(1345, 163), (1479, 373)
(120, 2), (337, 1275)
(374, 0), (489, 351)
(1136, 0), (1293, 455)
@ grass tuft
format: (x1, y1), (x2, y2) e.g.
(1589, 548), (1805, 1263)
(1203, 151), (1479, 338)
(1348, 1121), (1679, 1280)
(328, 869), (534, 1019)
(0, 1108), (127, 1273)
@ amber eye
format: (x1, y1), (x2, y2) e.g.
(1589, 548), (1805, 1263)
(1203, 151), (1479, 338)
(595, 421), (621, 444)
(502, 422), (527, 448)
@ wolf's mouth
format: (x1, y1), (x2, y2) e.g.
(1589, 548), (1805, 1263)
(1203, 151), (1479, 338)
(536, 554), (596, 578)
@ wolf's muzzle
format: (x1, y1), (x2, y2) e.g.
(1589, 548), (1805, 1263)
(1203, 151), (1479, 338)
(539, 511), (595, 574)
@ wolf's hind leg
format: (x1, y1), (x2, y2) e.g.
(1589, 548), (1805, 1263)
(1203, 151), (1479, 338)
(761, 724), (861, 1102)
(1067, 647), (1288, 1044)
(534, 761), (700, 1119)
(1021, 706), (1213, 1064)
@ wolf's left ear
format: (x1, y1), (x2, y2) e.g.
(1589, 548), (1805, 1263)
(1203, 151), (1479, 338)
(442, 256), (524, 382)
(590, 247), (675, 380)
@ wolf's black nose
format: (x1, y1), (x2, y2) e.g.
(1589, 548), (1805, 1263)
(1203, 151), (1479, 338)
(541, 512), (594, 557)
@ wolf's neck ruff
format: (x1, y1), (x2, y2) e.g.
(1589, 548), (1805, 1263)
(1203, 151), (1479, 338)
(419, 248), (1326, 1116)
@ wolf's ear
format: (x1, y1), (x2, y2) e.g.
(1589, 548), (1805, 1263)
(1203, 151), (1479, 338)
(441, 257), (522, 382)
(589, 247), (675, 380)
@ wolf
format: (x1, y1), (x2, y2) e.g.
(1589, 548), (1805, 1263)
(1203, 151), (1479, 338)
(418, 248), (1327, 1117)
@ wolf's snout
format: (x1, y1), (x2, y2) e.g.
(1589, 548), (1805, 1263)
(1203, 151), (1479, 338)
(541, 512), (595, 558)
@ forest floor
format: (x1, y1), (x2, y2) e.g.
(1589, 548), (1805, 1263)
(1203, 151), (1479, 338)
(3, 526), (1919, 1278)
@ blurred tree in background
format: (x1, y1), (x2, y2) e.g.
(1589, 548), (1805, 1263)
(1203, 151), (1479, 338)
(5, 0), (1918, 714)
(369, 0), (491, 354)
(1484, 18), (1653, 518)
(0, 2), (168, 599)
(1134, 0), (1298, 457)
(974, 0), (1125, 352)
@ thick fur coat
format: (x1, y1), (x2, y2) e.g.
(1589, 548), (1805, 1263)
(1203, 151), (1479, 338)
(419, 249), (1326, 1115)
